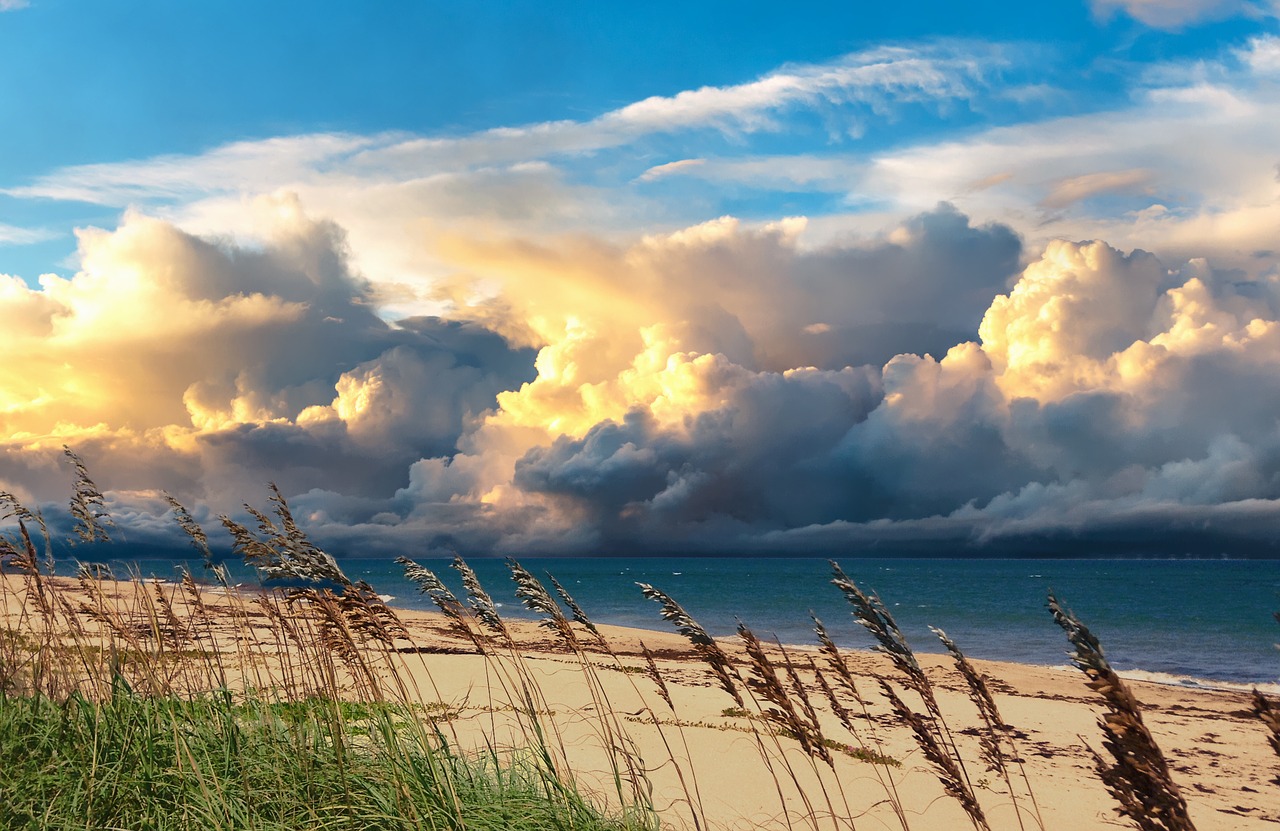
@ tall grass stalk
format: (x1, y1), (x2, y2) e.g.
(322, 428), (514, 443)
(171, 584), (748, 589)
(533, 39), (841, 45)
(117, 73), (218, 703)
(811, 614), (912, 831)
(831, 562), (990, 831)
(932, 627), (1045, 831)
(1048, 592), (1195, 831)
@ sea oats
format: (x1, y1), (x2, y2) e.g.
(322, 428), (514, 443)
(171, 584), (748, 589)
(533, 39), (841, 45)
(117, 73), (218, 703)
(63, 446), (113, 544)
(508, 557), (577, 647)
(452, 555), (509, 640)
(638, 582), (743, 708)
(738, 623), (832, 766)
(1049, 591), (1196, 831)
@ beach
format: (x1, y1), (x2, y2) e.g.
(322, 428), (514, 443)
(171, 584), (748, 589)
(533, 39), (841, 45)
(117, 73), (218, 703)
(3, 570), (1278, 830)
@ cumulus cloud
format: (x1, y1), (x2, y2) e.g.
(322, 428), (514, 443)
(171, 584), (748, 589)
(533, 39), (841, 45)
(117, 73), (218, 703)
(0, 197), (534, 514)
(435, 203), (1021, 373)
(8, 198), (1280, 559)
(328, 230), (1280, 557)
(0, 201), (1023, 553)
(500, 233), (1280, 554)
(10, 34), (1280, 558)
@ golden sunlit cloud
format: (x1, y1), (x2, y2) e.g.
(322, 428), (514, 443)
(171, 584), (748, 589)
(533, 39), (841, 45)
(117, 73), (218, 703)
(4, 192), (1280, 555)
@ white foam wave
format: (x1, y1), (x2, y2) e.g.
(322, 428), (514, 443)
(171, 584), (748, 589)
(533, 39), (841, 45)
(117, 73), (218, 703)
(1117, 668), (1280, 695)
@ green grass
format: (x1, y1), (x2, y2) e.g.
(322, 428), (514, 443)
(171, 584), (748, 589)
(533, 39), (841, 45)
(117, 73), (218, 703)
(0, 685), (654, 831)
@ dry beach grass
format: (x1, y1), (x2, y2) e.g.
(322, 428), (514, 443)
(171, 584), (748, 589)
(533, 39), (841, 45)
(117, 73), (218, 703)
(1, 476), (1280, 829)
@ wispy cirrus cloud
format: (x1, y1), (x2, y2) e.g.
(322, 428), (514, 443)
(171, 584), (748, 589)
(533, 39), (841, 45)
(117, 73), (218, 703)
(621, 54), (1278, 268)
(11, 34), (1279, 287)
(597, 44), (998, 135)
(0, 40), (1015, 297)
(785, 34), (1280, 271)
(6, 134), (381, 205)
(635, 155), (864, 190)
(7, 41), (1007, 208)
(0, 0), (30, 11)
(1090, 0), (1275, 28)
(1038, 169), (1155, 209)
(636, 158), (706, 182)
(0, 222), (55, 246)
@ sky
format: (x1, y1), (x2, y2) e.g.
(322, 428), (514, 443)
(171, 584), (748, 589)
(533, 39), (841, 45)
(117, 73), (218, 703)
(4, 0), (1280, 558)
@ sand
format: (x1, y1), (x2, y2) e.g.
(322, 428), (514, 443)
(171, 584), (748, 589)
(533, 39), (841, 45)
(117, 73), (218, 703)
(2, 571), (1279, 830)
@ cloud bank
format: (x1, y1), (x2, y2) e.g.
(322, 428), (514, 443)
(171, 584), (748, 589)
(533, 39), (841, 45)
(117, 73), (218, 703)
(4, 195), (1280, 558)
(7, 35), (1280, 558)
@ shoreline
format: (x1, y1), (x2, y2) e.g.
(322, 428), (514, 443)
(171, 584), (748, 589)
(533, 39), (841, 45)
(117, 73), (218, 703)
(183, 555), (1280, 688)
(126, 569), (1280, 694)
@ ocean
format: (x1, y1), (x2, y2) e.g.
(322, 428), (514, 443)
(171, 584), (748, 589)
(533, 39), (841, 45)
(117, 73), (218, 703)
(64, 556), (1280, 689)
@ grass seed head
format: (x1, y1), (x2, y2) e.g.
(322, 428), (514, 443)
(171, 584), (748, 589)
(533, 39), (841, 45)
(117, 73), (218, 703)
(638, 583), (743, 708)
(1048, 591), (1196, 831)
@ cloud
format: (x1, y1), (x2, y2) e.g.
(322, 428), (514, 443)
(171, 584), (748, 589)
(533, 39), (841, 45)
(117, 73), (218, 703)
(7, 41), (1004, 213)
(1039, 169), (1154, 209)
(5, 134), (379, 205)
(22, 34), (1265, 318)
(1089, 0), (1270, 28)
(1241, 33), (1280, 72)
(475, 232), (1280, 553)
(9, 201), (1280, 559)
(598, 44), (997, 135)
(0, 202), (1025, 553)
(636, 159), (706, 182)
(841, 38), (1280, 276)
(0, 0), (29, 11)
(0, 198), (534, 512)
(977, 240), (1169, 401)
(339, 232), (1280, 557)
(0, 223), (55, 246)
(7, 33), (1279, 292)
(432, 203), (1022, 373)
(10, 37), (1280, 558)
(632, 154), (866, 191)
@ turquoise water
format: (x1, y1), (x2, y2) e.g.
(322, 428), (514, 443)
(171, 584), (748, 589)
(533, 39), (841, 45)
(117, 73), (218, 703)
(71, 556), (1280, 686)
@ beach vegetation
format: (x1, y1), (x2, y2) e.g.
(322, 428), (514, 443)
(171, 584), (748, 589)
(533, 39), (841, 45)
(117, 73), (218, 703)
(0, 466), (1277, 830)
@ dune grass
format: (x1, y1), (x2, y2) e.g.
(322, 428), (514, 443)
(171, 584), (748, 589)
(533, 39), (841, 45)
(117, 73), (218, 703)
(0, 478), (659, 831)
(2, 464), (1279, 830)
(0, 687), (645, 831)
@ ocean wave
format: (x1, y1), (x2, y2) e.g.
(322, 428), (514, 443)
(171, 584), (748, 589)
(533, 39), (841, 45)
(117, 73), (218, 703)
(1116, 668), (1280, 695)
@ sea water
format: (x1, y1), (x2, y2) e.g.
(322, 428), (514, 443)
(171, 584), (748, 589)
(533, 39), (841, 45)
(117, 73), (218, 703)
(63, 556), (1280, 688)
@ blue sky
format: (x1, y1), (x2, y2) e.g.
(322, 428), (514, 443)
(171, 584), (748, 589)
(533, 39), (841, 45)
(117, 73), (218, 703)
(6, 0), (1280, 557)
